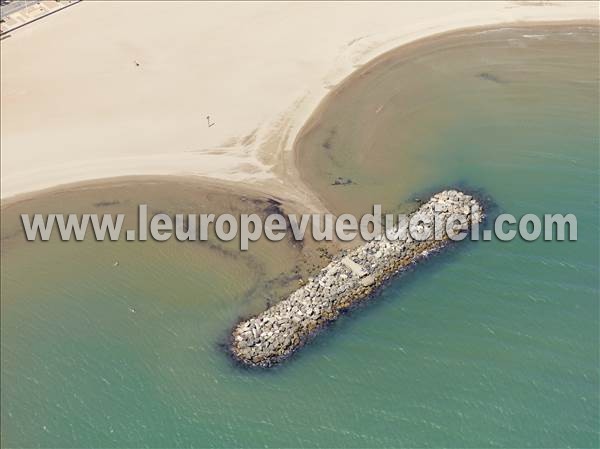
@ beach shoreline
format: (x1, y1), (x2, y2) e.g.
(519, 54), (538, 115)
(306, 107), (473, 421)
(1, 1), (597, 207)
(2, 4), (599, 445)
(292, 19), (600, 216)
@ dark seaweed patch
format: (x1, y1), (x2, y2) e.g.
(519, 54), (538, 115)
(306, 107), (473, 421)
(322, 127), (337, 150)
(93, 200), (120, 207)
(477, 72), (505, 84)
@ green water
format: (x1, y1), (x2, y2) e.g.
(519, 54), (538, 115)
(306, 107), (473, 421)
(2, 24), (599, 448)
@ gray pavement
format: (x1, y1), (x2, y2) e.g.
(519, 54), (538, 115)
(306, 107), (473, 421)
(1, 1), (34, 19)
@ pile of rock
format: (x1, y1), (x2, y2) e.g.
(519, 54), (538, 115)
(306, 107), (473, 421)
(230, 190), (484, 367)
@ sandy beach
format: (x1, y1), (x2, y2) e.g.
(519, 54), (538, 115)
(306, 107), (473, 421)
(2, 4), (599, 446)
(1, 1), (597, 207)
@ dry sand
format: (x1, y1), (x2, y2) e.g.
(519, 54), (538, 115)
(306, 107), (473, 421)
(1, 1), (597, 207)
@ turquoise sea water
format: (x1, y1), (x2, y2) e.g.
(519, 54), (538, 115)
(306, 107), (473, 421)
(1, 24), (599, 447)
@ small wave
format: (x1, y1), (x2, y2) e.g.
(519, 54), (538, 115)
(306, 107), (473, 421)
(473, 27), (519, 36)
(522, 34), (546, 39)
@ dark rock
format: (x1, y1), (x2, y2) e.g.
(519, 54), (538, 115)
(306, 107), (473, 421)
(332, 177), (353, 186)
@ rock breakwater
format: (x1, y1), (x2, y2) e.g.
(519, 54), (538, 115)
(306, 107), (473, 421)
(230, 190), (484, 367)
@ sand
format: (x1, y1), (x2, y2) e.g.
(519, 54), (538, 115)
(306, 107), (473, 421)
(1, 1), (597, 207)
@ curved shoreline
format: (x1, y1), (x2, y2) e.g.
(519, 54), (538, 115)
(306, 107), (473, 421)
(291, 20), (600, 216)
(1, 0), (597, 202)
(3, 19), (596, 210)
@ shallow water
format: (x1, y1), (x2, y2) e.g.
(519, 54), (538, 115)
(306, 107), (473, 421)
(2, 24), (599, 447)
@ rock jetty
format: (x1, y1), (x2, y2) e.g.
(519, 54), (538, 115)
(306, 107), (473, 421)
(230, 190), (484, 367)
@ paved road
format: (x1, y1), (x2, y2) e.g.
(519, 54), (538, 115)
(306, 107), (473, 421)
(1, 0), (80, 35)
(0, 1), (34, 19)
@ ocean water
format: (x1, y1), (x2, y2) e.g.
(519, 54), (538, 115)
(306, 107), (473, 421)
(2, 24), (599, 448)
